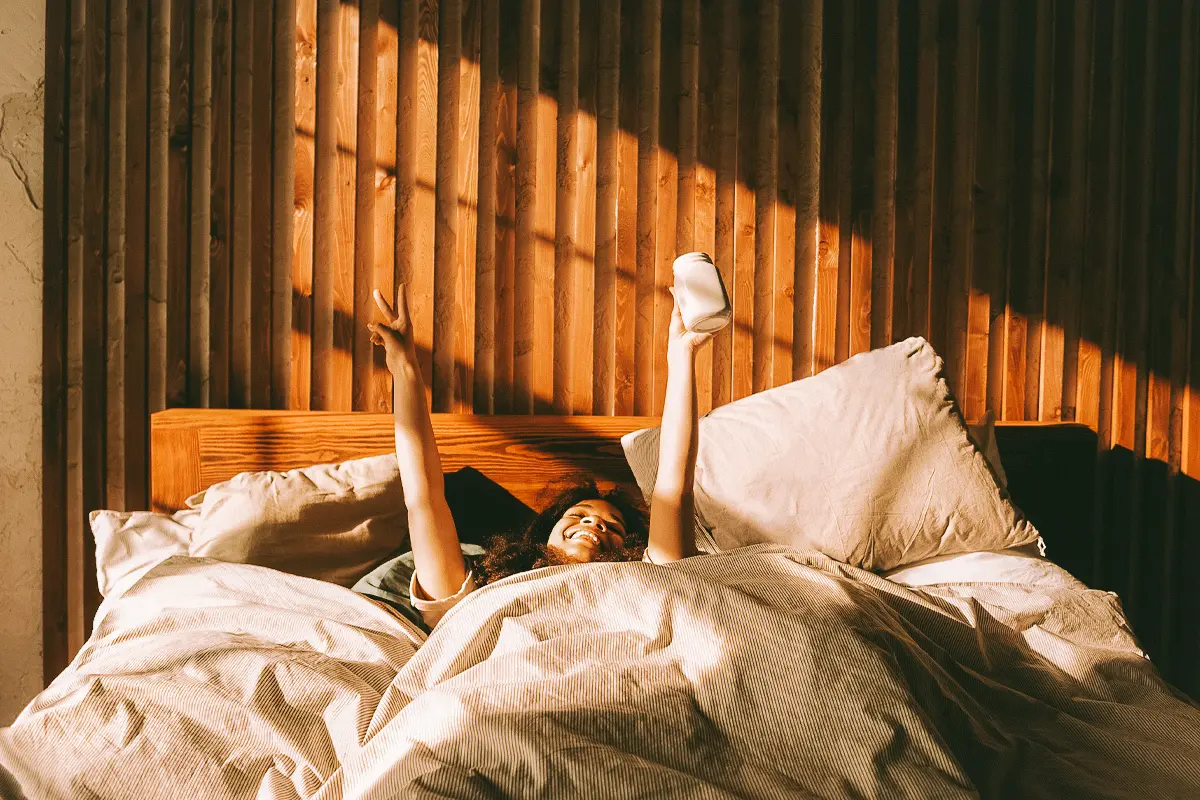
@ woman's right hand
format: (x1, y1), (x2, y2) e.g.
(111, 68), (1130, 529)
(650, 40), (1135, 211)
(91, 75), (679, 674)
(369, 285), (419, 376)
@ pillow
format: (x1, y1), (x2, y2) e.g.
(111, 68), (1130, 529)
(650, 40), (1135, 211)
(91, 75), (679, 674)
(966, 410), (1008, 489)
(190, 453), (407, 587)
(90, 508), (197, 597)
(621, 337), (1039, 572)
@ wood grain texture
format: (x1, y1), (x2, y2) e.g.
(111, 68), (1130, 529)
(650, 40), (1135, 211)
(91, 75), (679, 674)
(513, 0), (538, 414)
(433, 0), (462, 412)
(871, 0), (898, 353)
(1022, 0), (1053, 421)
(731, 0), (756, 398)
(457, 0), (482, 415)
(107, 0), (129, 509)
(66, 0), (87, 658)
(591, 0), (620, 415)
(792, 0), (821, 379)
(125, 0), (152, 506)
(475, 0), (499, 413)
(691, 0), (716, 412)
(291, 0), (316, 411)
(354, 0), (381, 414)
(633, 0), (661, 415)
(189, 0), (214, 409)
(612, 0), (638, 416)
(552, 0), (580, 415)
(492, 0), (518, 413)
(43, 0), (71, 680)
(147, 0), (170, 416)
(572, 0), (597, 416)
(166, 0), (191, 409)
(209, 0), (232, 409)
(908, 0), (937, 345)
(230, 0), (255, 408)
(272, 0), (298, 409)
(652, 0), (679, 413)
(252, 0), (277, 409)
(82, 0), (110, 627)
(752, 0), (780, 392)
(711, 0), (737, 406)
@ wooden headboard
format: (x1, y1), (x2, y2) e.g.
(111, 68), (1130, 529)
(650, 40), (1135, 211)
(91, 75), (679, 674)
(150, 410), (1098, 578)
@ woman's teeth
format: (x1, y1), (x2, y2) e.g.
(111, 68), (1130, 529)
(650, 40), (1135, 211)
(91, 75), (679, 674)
(569, 529), (600, 545)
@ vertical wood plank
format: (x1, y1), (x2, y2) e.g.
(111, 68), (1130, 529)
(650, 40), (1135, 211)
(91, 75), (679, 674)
(251, 0), (276, 408)
(190, 0), (214, 409)
(457, 0), (481, 414)
(692, 0), (716, 411)
(909, 0), (937, 344)
(334, 2), (358, 410)
(1057, 0), (1092, 422)
(43, 0), (71, 678)
(124, 0), (151, 511)
(513, 0), (538, 413)
(492, 0), (518, 413)
(871, 0), (898, 352)
(290, 0), (316, 410)
(234, 1), (263, 406)
(752, 0), (780, 392)
(978, 0), (1015, 418)
(209, 0), (232, 409)
(1120, 2), (1157, 620)
(634, 0), (661, 415)
(166, 0), (192, 408)
(927, 0), (954, 366)
(82, 0), (109, 631)
(148, 0), (170, 417)
(712, 0), (739, 406)
(652, 0), (679, 412)
(433, 0), (461, 412)
(572, 0), (597, 415)
(272, 0), (298, 408)
(833, 0), (855, 364)
(1022, 0), (1053, 420)
(531, 0), (558, 413)
(945, 0), (974, 412)
(107, 0), (129, 509)
(891, 0), (916, 343)
(66, 0), (87, 658)
(613, 0), (638, 415)
(552, 0), (580, 414)
(1079, 0), (1120, 432)
(399, 0), (438, 408)
(1161, 0), (1196, 677)
(731, 0), (756, 398)
(354, 0), (381, 413)
(312, 0), (336, 410)
(848, 0), (874, 360)
(792, 0), (821, 378)
(475, 0), (499, 413)
(1088, 0), (1124, 587)
(593, 0), (621, 415)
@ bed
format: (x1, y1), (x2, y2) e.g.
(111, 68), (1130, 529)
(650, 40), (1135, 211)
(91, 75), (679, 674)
(4, 404), (1199, 798)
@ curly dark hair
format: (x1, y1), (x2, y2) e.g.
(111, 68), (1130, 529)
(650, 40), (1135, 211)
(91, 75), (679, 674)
(474, 481), (649, 587)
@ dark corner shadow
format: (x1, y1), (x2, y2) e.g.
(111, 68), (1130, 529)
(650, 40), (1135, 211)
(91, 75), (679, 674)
(444, 465), (536, 545)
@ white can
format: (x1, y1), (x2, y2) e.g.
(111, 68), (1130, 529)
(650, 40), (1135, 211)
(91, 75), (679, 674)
(672, 252), (732, 334)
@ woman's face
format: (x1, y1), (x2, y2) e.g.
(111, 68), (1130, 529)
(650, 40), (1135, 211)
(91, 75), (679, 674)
(545, 499), (627, 562)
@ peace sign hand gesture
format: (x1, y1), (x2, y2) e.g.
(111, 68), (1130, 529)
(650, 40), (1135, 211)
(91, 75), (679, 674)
(368, 285), (420, 376)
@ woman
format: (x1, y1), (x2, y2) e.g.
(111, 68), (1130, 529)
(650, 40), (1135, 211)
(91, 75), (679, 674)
(354, 284), (712, 631)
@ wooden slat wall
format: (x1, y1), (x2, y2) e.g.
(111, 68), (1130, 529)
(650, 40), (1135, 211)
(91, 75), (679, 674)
(42, 0), (1200, 698)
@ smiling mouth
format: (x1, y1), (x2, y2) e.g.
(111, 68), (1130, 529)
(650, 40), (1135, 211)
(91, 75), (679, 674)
(567, 528), (601, 547)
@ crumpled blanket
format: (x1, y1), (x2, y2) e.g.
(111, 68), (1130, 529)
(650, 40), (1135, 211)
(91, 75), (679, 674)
(3, 546), (1198, 799)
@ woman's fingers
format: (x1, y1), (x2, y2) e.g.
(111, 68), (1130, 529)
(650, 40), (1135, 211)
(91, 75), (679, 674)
(373, 289), (398, 323)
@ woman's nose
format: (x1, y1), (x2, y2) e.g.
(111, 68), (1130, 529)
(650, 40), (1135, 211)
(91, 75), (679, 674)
(581, 515), (606, 532)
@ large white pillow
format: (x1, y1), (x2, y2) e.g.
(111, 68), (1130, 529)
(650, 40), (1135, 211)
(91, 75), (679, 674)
(621, 337), (1039, 572)
(90, 508), (197, 597)
(190, 453), (407, 587)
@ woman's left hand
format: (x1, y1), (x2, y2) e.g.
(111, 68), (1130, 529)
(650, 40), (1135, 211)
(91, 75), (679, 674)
(666, 288), (714, 364)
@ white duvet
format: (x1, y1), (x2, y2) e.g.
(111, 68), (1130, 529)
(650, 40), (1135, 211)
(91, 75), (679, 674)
(3, 546), (1199, 799)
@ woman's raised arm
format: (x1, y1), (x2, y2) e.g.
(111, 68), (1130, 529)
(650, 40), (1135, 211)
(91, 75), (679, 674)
(369, 286), (467, 600)
(646, 291), (712, 564)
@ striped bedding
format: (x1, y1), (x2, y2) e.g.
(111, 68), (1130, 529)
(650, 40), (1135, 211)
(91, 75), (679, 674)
(3, 546), (1199, 799)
